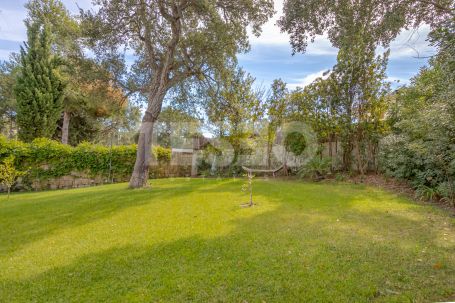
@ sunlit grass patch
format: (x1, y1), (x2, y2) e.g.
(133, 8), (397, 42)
(1, 179), (454, 302)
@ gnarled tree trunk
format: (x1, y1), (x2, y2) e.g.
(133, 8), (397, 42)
(129, 117), (154, 188)
(129, 90), (166, 188)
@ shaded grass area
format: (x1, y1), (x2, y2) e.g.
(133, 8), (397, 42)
(0, 179), (454, 302)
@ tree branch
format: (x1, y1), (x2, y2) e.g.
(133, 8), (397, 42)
(138, 0), (159, 70)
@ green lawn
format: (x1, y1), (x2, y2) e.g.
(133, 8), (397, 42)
(0, 179), (454, 302)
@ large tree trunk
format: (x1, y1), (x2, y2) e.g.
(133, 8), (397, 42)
(129, 91), (165, 188)
(61, 111), (70, 145)
(353, 139), (364, 175)
(129, 113), (156, 188)
(342, 138), (353, 172)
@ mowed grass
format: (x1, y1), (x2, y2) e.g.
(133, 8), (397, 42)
(0, 179), (454, 302)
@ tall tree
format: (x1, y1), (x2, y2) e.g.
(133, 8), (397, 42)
(206, 68), (262, 166)
(289, 43), (390, 173)
(26, 0), (82, 144)
(264, 79), (288, 168)
(14, 22), (65, 142)
(26, 0), (137, 145)
(57, 75), (130, 145)
(289, 77), (339, 159)
(331, 40), (389, 173)
(82, 0), (274, 188)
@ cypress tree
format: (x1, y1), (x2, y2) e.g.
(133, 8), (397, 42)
(14, 21), (65, 142)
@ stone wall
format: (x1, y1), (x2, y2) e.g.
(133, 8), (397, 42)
(8, 171), (129, 192)
(2, 165), (192, 192)
(29, 173), (114, 191)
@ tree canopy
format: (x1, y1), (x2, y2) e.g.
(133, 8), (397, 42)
(278, 0), (454, 53)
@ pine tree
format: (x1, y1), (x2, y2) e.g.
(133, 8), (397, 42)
(14, 21), (65, 142)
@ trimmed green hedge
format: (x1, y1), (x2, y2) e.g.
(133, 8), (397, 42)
(0, 136), (137, 183)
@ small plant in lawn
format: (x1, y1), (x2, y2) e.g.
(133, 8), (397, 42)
(0, 156), (25, 198)
(241, 171), (255, 207)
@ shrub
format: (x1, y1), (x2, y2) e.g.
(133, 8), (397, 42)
(335, 173), (346, 182)
(196, 158), (212, 177)
(298, 156), (332, 181)
(380, 134), (455, 205)
(415, 185), (439, 202)
(379, 58), (455, 206)
(284, 131), (307, 156)
(152, 146), (171, 164)
(436, 181), (455, 206)
(0, 156), (25, 198)
(226, 165), (243, 177)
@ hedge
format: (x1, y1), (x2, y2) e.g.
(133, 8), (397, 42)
(0, 136), (137, 184)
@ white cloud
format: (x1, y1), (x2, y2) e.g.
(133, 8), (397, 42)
(306, 36), (338, 55)
(0, 8), (27, 42)
(249, 0), (337, 56)
(380, 25), (435, 59)
(387, 76), (410, 84)
(287, 69), (330, 89)
(248, 0), (287, 45)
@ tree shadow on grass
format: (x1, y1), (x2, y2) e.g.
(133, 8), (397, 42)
(0, 179), (232, 255)
(1, 188), (454, 302)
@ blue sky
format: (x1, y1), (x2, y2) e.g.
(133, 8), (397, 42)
(0, 0), (435, 90)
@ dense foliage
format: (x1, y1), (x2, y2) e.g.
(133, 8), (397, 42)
(207, 68), (263, 165)
(278, 0), (453, 177)
(0, 136), (136, 186)
(298, 156), (332, 181)
(278, 0), (453, 54)
(284, 131), (307, 156)
(380, 29), (455, 205)
(0, 58), (19, 137)
(152, 146), (172, 164)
